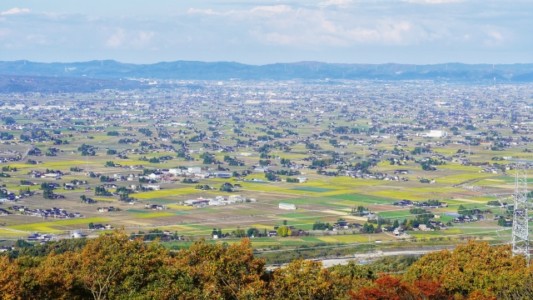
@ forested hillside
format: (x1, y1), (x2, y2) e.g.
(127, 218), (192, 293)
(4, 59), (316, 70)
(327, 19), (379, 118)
(1, 232), (532, 299)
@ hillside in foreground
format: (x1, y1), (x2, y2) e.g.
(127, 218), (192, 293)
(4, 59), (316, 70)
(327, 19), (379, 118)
(1, 232), (532, 300)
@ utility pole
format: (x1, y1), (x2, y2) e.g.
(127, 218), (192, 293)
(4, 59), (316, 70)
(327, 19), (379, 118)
(512, 164), (530, 263)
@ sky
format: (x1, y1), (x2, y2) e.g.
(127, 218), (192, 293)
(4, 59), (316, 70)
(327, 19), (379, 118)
(0, 0), (531, 65)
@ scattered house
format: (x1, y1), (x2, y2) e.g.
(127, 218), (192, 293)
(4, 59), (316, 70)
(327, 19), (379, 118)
(27, 233), (53, 241)
(394, 199), (414, 206)
(43, 173), (61, 179)
(70, 231), (86, 238)
(97, 206), (117, 213)
(297, 177), (308, 183)
(366, 213), (378, 222)
(394, 169), (410, 175)
(279, 202), (296, 210)
(393, 227), (404, 236)
(91, 223), (113, 230)
(227, 195), (244, 204)
(213, 172), (232, 178)
(187, 167), (202, 174)
(146, 173), (160, 181)
(145, 204), (164, 210)
(418, 224), (433, 231)
(144, 184), (161, 191)
(421, 130), (447, 138)
(268, 231), (278, 237)
(81, 197), (97, 204)
(334, 220), (350, 229)
(253, 167), (269, 173)
(209, 198), (223, 206)
(168, 168), (184, 176)
(184, 198), (210, 207)
(63, 183), (75, 190)
(10, 205), (82, 219)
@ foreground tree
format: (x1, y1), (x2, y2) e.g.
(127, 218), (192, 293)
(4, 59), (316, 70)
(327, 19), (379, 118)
(76, 232), (171, 300)
(404, 241), (532, 299)
(268, 259), (336, 300)
(0, 255), (23, 299)
(3, 234), (533, 300)
(174, 238), (267, 299)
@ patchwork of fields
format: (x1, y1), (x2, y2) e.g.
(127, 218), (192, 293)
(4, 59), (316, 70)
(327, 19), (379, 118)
(0, 81), (531, 254)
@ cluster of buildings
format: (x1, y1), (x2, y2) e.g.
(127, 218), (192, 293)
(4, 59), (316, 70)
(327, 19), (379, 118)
(7, 205), (82, 219)
(183, 195), (254, 207)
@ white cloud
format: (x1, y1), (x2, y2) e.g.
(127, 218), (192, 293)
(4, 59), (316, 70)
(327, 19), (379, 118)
(405, 0), (463, 4)
(0, 7), (30, 16)
(105, 28), (155, 49)
(484, 30), (504, 46)
(345, 21), (413, 44)
(246, 4), (417, 48)
(187, 8), (226, 16)
(319, 0), (353, 8)
(133, 31), (155, 47)
(0, 1), (529, 63)
(250, 5), (293, 15)
(106, 29), (126, 48)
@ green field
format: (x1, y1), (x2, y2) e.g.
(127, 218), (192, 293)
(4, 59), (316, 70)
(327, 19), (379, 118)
(0, 80), (529, 257)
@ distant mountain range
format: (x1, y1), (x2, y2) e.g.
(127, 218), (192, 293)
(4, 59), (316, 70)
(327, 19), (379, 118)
(0, 60), (532, 92)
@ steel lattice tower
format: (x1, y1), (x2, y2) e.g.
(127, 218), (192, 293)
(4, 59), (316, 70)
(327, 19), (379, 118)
(512, 165), (530, 263)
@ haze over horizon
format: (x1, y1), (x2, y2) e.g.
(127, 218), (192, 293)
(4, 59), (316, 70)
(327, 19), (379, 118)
(0, 0), (532, 65)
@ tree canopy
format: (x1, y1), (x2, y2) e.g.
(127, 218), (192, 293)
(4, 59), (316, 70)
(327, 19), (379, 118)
(1, 234), (532, 300)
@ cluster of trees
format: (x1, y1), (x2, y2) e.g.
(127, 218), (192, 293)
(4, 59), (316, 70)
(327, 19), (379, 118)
(94, 186), (112, 197)
(40, 183), (58, 200)
(78, 144), (96, 156)
(224, 155), (245, 166)
(1, 233), (533, 300)
(418, 158), (445, 171)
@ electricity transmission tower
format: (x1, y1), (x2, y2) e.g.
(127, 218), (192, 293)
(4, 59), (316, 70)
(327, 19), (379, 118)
(512, 164), (530, 263)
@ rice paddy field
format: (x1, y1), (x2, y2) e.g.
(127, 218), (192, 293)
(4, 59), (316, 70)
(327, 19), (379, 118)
(0, 81), (531, 256)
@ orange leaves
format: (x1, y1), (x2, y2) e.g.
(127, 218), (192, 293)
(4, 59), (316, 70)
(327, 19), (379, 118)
(172, 238), (267, 299)
(2, 236), (533, 299)
(349, 275), (452, 300)
(350, 275), (417, 300)
(404, 241), (530, 299)
(268, 259), (337, 300)
(0, 256), (22, 300)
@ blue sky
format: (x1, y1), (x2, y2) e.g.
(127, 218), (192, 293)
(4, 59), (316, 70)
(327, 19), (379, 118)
(0, 0), (531, 64)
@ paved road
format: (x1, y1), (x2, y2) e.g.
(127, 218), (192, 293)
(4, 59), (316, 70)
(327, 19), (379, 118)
(265, 246), (457, 270)
(319, 249), (447, 268)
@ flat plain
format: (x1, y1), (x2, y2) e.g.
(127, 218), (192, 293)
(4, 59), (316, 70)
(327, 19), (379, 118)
(0, 80), (531, 255)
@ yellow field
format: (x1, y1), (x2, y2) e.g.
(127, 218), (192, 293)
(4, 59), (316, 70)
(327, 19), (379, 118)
(166, 204), (195, 210)
(134, 187), (201, 199)
(0, 228), (28, 237)
(133, 211), (176, 219)
(8, 217), (108, 233)
(436, 172), (496, 184)
(6, 160), (91, 170)
(317, 233), (391, 243)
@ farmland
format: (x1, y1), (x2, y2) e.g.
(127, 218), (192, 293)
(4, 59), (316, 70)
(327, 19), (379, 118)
(0, 80), (531, 257)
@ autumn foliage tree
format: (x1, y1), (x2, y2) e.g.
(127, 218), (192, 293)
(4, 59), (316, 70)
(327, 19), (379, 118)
(172, 238), (267, 299)
(268, 259), (336, 299)
(404, 241), (533, 299)
(75, 232), (171, 299)
(2, 234), (533, 300)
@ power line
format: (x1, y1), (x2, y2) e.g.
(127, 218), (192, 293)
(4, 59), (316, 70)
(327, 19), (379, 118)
(511, 164), (530, 263)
